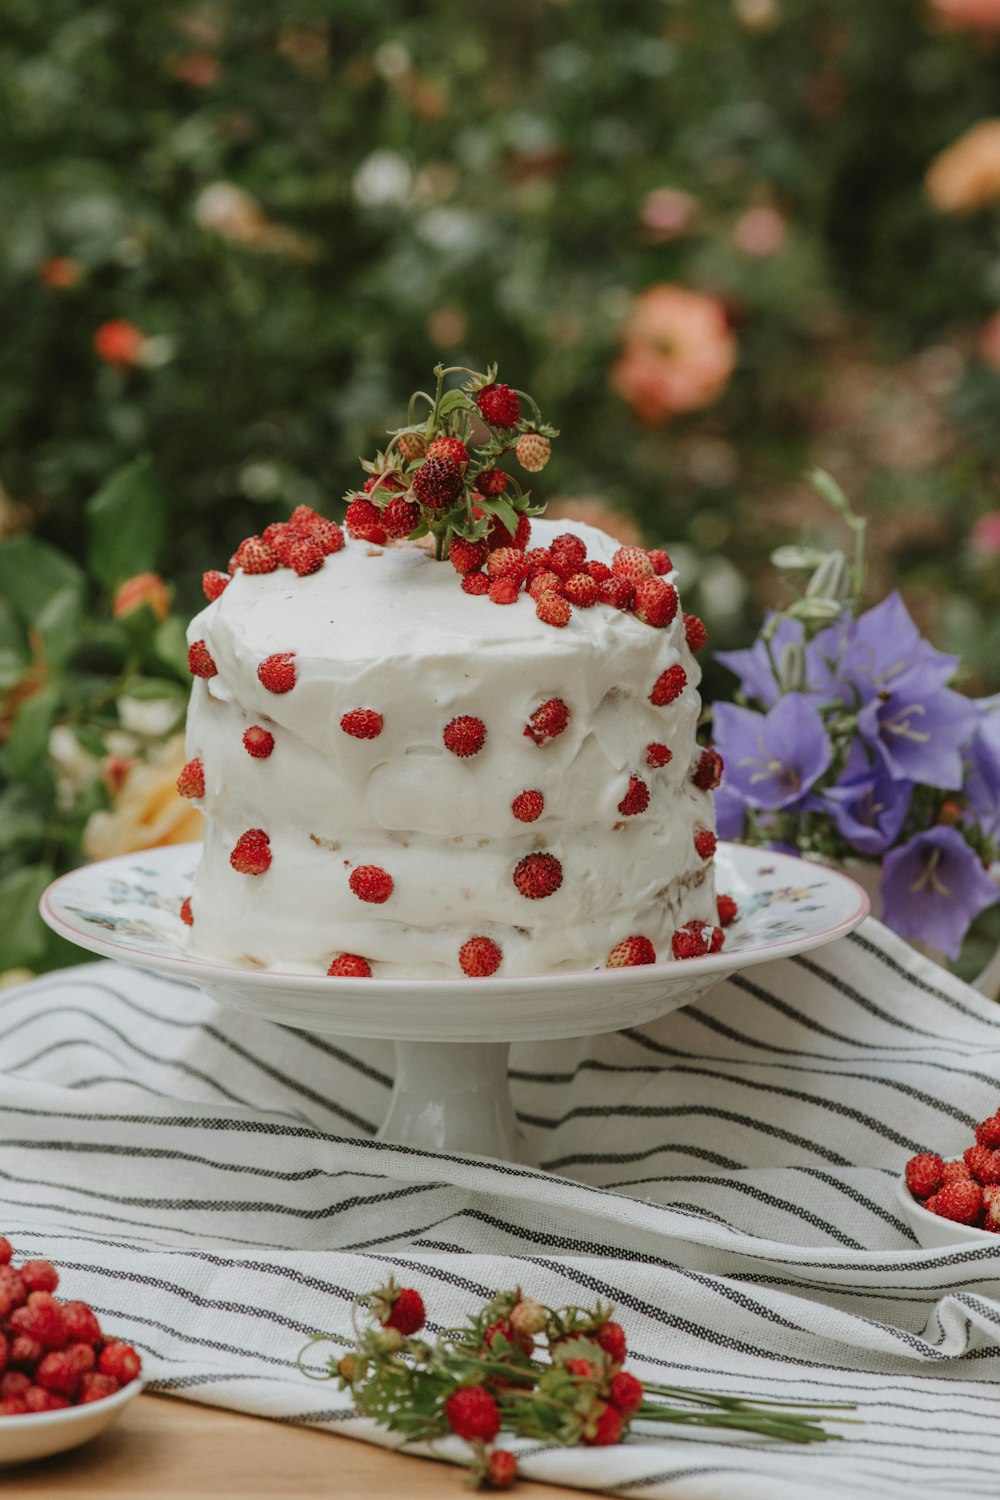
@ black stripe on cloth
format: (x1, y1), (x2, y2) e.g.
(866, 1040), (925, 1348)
(847, 929), (1000, 1028)
(542, 1143), (746, 1171)
(792, 1166), (913, 1237)
(150, 1372), (295, 1390)
(270, 1410), (359, 1424)
(276, 1028), (392, 1089)
(521, 1102), (856, 1166)
(792, 953), (951, 1039)
(726, 975), (925, 1052)
(0, 1137), (394, 1184)
(6, 1033), (255, 1110)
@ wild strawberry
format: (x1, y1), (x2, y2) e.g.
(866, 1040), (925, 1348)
(313, 518), (345, 554)
(487, 546), (528, 582)
(61, 1302), (101, 1346)
(340, 708), (383, 740)
(349, 865), (393, 904)
(97, 1341), (142, 1384)
(650, 664), (687, 706)
(412, 456), (463, 509)
(595, 1321), (627, 1365)
(524, 698), (570, 745)
(597, 576), (634, 610)
(513, 852), (563, 899)
(77, 1373), (120, 1405)
(476, 383), (521, 428)
(445, 1384), (501, 1442)
(21, 1261), (59, 1294)
(363, 473), (405, 497)
(0, 1395), (27, 1415)
(287, 505), (321, 534)
(181, 897), (193, 936)
(395, 430), (426, 463)
(692, 747), (724, 790)
(694, 827), (717, 861)
(905, 1153), (945, 1199)
(382, 497), (421, 538)
(612, 546), (654, 584)
(975, 1115), (1000, 1148)
(966, 1146), (1000, 1185)
(443, 715), (487, 757)
(486, 1450), (518, 1490)
(484, 1318), (534, 1358)
(9, 1334), (43, 1367)
(187, 639), (218, 678)
(618, 775), (650, 816)
(230, 829), (271, 876)
(548, 549), (583, 583)
(942, 1158), (972, 1184)
(672, 921), (718, 960)
(286, 536), (325, 577)
(512, 789), (544, 822)
(257, 652), (296, 693)
(634, 578), (679, 628)
(327, 954), (372, 978)
(37, 1342), (96, 1397)
(0, 1237), (12, 1265)
(234, 536), (279, 574)
(243, 725), (275, 758)
(462, 571), (490, 595)
(586, 559), (612, 583)
(607, 936), (656, 967)
(716, 893), (738, 927)
(202, 569), (229, 601)
(536, 591), (571, 627)
(528, 570), (564, 600)
(450, 537), (487, 575)
(11, 1292), (67, 1350)
(176, 758), (205, 799)
(427, 435), (470, 468)
(646, 742), (672, 768)
(515, 432), (551, 471)
(563, 573), (598, 608)
(648, 548), (672, 575)
(584, 1402), (624, 1446)
(24, 1386), (71, 1412)
(381, 1287), (426, 1335)
(609, 1371), (644, 1415)
(489, 578), (520, 605)
(550, 533), (587, 571)
(525, 546), (552, 572)
(935, 1179), (983, 1225)
(345, 497), (386, 542)
(459, 937), (503, 977)
(477, 467), (509, 495)
(684, 612), (709, 652)
(0, 1372), (29, 1398)
(0, 1267), (27, 1317)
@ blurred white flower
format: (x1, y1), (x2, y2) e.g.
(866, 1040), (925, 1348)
(117, 695), (184, 738)
(353, 151), (413, 208)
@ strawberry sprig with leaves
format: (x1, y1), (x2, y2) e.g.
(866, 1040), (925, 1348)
(344, 364), (559, 561)
(299, 1279), (853, 1491)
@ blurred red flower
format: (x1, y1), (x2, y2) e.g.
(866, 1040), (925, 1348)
(93, 320), (145, 367)
(611, 285), (737, 424)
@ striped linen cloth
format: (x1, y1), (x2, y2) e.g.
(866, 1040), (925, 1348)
(2, 919), (1000, 1498)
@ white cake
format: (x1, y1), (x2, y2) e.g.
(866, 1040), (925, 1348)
(181, 517), (718, 977)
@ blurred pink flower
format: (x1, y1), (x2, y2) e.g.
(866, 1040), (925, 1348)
(732, 206), (787, 257)
(972, 512), (1000, 555)
(978, 310), (1000, 367)
(639, 188), (698, 242)
(928, 0), (1000, 32)
(611, 285), (738, 424)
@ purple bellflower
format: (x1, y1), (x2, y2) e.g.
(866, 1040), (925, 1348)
(822, 742), (913, 856)
(880, 825), (999, 960)
(713, 696), (832, 811)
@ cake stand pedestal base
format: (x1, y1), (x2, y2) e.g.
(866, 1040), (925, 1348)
(377, 1041), (533, 1165)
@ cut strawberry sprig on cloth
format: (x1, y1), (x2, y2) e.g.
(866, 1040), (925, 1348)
(299, 1283), (852, 1491)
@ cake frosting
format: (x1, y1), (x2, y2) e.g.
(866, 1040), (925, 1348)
(181, 517), (719, 977)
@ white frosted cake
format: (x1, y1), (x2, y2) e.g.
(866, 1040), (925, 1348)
(180, 515), (721, 978)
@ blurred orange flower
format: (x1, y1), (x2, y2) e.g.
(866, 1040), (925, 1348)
(611, 285), (737, 423)
(112, 573), (171, 622)
(82, 735), (203, 861)
(926, 120), (1000, 212)
(93, 320), (146, 367)
(39, 257), (81, 290)
(928, 0), (1000, 32)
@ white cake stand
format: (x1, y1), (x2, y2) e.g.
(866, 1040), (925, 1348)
(40, 843), (868, 1166)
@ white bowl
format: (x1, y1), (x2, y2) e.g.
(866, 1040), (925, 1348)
(896, 1177), (998, 1250)
(0, 1378), (143, 1467)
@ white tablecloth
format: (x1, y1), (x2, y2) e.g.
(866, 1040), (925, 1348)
(2, 920), (999, 1498)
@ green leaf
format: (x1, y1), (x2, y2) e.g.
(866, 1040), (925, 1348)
(150, 617), (191, 680)
(488, 496), (519, 537)
(86, 456), (166, 592)
(0, 648), (26, 692)
(437, 389), (472, 418)
(123, 673), (187, 703)
(7, 684), (60, 782)
(35, 585), (85, 670)
(0, 536), (84, 629)
(0, 785), (48, 856)
(0, 863), (54, 970)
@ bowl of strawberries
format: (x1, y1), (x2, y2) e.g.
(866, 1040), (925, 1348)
(899, 1110), (1000, 1249)
(0, 1235), (143, 1466)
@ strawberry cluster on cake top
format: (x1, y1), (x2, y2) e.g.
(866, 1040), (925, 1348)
(179, 365), (727, 979)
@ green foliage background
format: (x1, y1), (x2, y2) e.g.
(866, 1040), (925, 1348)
(2, 0), (1000, 973)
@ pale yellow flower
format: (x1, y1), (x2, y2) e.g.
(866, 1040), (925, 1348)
(83, 734), (202, 861)
(926, 120), (1000, 213)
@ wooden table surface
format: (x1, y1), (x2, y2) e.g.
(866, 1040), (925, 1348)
(11, 1394), (591, 1498)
